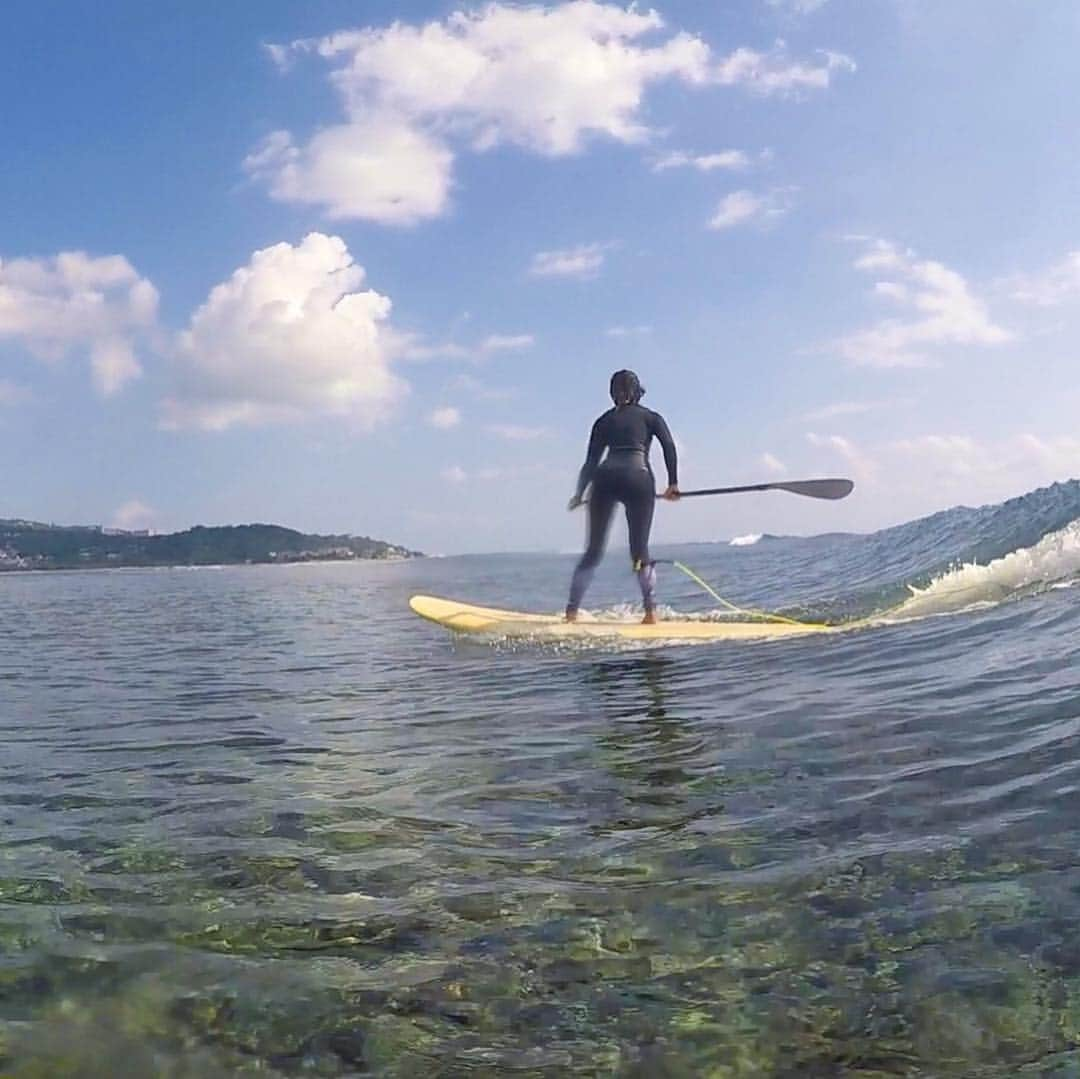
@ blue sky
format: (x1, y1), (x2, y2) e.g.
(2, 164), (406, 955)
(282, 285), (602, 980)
(3, 0), (1080, 554)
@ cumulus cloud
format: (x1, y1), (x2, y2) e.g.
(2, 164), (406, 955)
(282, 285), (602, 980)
(761, 452), (787, 475)
(251, 4), (853, 224)
(1007, 251), (1080, 307)
(835, 238), (1012, 367)
(0, 251), (158, 396)
(112, 499), (157, 531)
(252, 4), (709, 224)
(651, 149), (750, 172)
(708, 188), (794, 231)
(244, 121), (454, 227)
(529, 242), (607, 279)
(162, 233), (406, 431)
(429, 406), (462, 429)
(442, 465), (469, 484)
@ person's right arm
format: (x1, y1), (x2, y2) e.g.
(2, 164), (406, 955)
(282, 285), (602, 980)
(569, 415), (608, 507)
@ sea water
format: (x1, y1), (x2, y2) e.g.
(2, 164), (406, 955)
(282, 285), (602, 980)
(3, 481), (1080, 1075)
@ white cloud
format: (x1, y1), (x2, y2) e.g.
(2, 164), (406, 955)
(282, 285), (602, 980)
(835, 238), (1012, 368)
(801, 399), (910, 422)
(475, 464), (553, 481)
(530, 243), (607, 279)
(651, 149), (750, 172)
(488, 423), (551, 440)
(438, 463), (552, 485)
(452, 373), (518, 400)
(766, 0), (831, 15)
(252, 5), (851, 224)
(873, 281), (909, 302)
(112, 499), (157, 531)
(1013, 433), (1080, 475)
(400, 340), (474, 362)
(401, 331), (533, 362)
(0, 251), (158, 396)
(708, 188), (793, 231)
(709, 191), (763, 230)
(890, 434), (980, 477)
(244, 121), (453, 227)
(254, 4), (711, 224)
(480, 333), (534, 352)
(761, 452), (787, 475)
(807, 431), (877, 479)
(714, 41), (855, 97)
(887, 432), (1080, 488)
(1007, 251), (1080, 307)
(162, 233), (406, 431)
(429, 406), (462, 429)
(796, 430), (1080, 507)
(606, 324), (652, 337)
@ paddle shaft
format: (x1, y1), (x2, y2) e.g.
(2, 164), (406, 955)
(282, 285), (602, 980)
(666, 478), (854, 501)
(580, 478), (852, 507)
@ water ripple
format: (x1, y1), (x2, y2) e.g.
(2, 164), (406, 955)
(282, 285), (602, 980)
(2, 549), (1080, 1075)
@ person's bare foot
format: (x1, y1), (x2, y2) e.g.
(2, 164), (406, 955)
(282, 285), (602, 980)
(565, 607), (579, 623)
(641, 609), (657, 625)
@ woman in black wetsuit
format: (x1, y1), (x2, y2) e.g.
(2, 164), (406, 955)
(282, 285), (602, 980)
(566, 370), (680, 624)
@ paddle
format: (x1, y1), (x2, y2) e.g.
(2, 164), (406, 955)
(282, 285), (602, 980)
(670, 478), (854, 501)
(577, 478), (853, 508)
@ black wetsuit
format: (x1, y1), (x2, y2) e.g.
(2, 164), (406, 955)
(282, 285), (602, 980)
(568, 404), (678, 612)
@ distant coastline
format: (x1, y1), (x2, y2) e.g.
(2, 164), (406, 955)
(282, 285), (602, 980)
(0, 519), (422, 572)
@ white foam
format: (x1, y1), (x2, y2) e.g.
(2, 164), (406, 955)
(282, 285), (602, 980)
(886, 517), (1080, 620)
(729, 533), (763, 547)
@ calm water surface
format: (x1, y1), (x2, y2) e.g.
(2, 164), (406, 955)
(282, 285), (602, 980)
(3, 508), (1080, 1075)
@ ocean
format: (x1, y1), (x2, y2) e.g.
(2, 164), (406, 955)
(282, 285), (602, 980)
(3, 480), (1080, 1076)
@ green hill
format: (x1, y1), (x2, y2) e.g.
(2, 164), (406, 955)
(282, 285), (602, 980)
(0, 519), (421, 571)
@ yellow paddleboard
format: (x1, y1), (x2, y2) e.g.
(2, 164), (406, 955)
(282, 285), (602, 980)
(408, 594), (835, 642)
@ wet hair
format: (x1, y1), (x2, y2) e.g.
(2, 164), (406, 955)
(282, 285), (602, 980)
(609, 369), (644, 407)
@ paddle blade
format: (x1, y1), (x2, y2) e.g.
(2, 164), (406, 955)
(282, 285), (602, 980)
(773, 478), (854, 500)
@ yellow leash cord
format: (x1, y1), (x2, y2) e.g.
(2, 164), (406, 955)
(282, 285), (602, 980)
(669, 560), (833, 629)
(664, 556), (1010, 633)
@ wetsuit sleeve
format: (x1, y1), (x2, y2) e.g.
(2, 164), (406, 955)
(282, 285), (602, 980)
(651, 411), (678, 487)
(574, 415), (608, 498)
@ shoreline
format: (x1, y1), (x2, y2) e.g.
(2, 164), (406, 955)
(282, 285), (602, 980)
(0, 554), (422, 576)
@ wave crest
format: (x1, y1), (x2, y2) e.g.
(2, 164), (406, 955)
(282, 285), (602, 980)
(885, 517), (1080, 620)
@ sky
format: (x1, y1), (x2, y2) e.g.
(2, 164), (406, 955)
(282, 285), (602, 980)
(3, 0), (1080, 555)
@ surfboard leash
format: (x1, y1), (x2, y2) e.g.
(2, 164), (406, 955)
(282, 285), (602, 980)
(651, 559), (831, 629)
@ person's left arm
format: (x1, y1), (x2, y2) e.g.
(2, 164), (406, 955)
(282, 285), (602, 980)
(651, 411), (680, 500)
